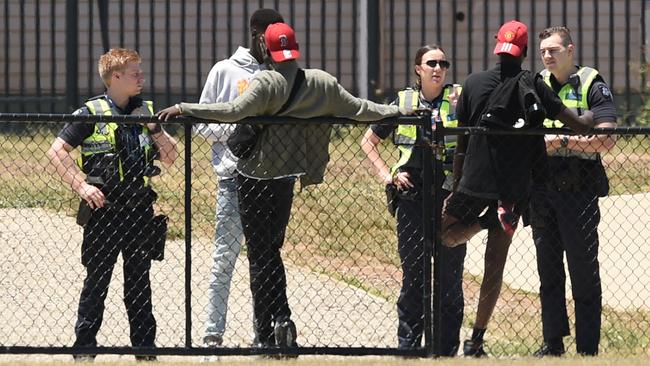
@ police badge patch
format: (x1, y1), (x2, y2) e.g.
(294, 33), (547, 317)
(598, 84), (613, 101)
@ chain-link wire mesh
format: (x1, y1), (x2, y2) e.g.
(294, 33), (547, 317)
(1, 116), (649, 358)
(0, 118), (416, 357)
(443, 127), (650, 357)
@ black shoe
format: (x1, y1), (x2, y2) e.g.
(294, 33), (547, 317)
(72, 354), (96, 363)
(533, 342), (565, 357)
(578, 350), (598, 357)
(439, 343), (460, 357)
(463, 339), (487, 358)
(202, 335), (223, 362)
(135, 355), (158, 362)
(274, 319), (298, 359)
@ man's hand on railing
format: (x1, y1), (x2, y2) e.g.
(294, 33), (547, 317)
(156, 104), (183, 121)
(399, 107), (432, 116)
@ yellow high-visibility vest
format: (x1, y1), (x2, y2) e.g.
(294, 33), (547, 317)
(391, 85), (459, 176)
(78, 97), (156, 184)
(540, 66), (600, 160)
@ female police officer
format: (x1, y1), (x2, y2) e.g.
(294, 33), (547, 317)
(361, 44), (465, 355)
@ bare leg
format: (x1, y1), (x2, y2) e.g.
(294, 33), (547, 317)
(474, 227), (512, 328)
(441, 213), (483, 247)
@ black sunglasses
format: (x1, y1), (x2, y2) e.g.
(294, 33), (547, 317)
(424, 59), (451, 69)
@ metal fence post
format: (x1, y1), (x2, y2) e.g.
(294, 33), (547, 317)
(420, 111), (435, 357)
(431, 113), (446, 358)
(184, 121), (193, 348)
(98, 0), (110, 53)
(65, 0), (79, 112)
(367, 1), (380, 101)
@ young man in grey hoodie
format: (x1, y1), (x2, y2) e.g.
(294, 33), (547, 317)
(158, 22), (401, 352)
(193, 9), (284, 349)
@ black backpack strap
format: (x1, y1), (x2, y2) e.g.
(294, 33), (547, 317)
(276, 69), (306, 115)
(480, 70), (528, 128)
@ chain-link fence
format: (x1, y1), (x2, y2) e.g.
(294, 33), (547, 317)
(0, 114), (649, 358)
(438, 125), (650, 357)
(0, 114), (425, 358)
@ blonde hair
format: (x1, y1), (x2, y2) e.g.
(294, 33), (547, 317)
(98, 48), (141, 87)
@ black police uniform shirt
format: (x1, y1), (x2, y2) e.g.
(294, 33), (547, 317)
(370, 93), (445, 188)
(58, 95), (155, 198)
(456, 61), (566, 203)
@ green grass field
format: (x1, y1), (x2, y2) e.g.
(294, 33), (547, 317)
(2, 126), (650, 357)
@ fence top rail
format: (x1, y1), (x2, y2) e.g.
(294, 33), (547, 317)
(0, 113), (428, 127)
(444, 126), (646, 136)
(2, 113), (647, 135)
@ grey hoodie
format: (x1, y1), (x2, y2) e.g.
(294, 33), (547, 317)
(193, 47), (262, 178)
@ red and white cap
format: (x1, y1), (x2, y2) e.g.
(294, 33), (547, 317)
(265, 22), (300, 62)
(493, 20), (528, 57)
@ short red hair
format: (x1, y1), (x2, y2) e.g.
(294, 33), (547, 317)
(98, 48), (141, 87)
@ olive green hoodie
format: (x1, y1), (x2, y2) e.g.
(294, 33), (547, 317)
(180, 60), (399, 187)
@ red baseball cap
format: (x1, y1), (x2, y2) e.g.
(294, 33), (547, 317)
(264, 22), (300, 62)
(493, 20), (528, 57)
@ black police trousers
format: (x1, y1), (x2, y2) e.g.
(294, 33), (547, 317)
(74, 204), (156, 349)
(396, 189), (466, 355)
(531, 187), (602, 355)
(237, 175), (295, 344)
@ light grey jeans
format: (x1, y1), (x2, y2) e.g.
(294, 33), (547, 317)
(204, 177), (244, 340)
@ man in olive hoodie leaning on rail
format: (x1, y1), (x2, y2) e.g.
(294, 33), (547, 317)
(157, 23), (404, 351)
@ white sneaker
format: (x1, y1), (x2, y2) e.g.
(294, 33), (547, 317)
(202, 335), (223, 362)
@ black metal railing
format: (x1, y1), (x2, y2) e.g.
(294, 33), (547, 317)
(1, 1), (647, 121)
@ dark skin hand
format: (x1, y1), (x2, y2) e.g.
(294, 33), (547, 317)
(156, 105), (182, 121)
(556, 108), (593, 134)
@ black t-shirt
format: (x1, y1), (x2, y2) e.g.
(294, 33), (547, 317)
(456, 62), (567, 202)
(58, 95), (156, 199)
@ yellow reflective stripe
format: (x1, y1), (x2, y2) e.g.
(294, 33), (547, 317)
(143, 100), (155, 115)
(397, 89), (419, 113)
(391, 86), (458, 176)
(394, 124), (417, 145)
(392, 145), (413, 176)
(540, 69), (552, 87)
(578, 67), (598, 108)
(80, 141), (113, 155)
(392, 96), (417, 175)
(543, 67), (599, 129)
(85, 101), (97, 114)
(85, 99), (112, 115)
(440, 84), (459, 128)
(439, 85), (457, 174)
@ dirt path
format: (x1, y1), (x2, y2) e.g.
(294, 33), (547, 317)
(0, 208), (396, 349)
(464, 192), (650, 311)
(4, 192), (648, 354)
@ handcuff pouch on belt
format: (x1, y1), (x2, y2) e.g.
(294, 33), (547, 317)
(547, 156), (609, 197)
(147, 214), (168, 261)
